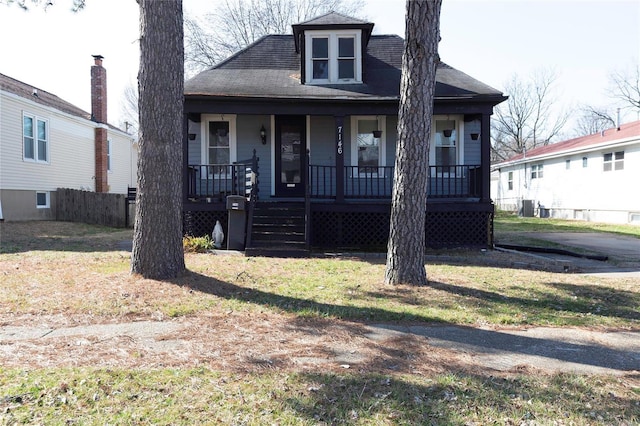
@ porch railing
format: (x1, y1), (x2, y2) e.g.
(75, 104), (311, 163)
(187, 154), (258, 202)
(309, 164), (482, 199)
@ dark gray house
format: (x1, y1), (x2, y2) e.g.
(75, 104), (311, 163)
(183, 12), (506, 256)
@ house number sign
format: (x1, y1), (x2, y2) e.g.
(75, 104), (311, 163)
(337, 125), (343, 155)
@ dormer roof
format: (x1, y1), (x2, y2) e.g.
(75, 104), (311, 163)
(292, 11), (374, 53)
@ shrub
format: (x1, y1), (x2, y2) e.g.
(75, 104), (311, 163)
(183, 235), (214, 253)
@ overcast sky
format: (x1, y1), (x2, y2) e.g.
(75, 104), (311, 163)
(1, 0), (638, 137)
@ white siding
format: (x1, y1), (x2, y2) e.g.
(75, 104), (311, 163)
(107, 131), (137, 194)
(494, 140), (640, 223)
(1, 90), (136, 195)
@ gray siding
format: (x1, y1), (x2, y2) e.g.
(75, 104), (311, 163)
(463, 119), (481, 164)
(237, 115), (271, 199)
(187, 119), (201, 164)
(309, 116), (335, 166)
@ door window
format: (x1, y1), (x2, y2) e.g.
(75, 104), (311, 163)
(280, 125), (302, 184)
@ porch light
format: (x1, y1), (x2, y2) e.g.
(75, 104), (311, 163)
(188, 133), (196, 140)
(443, 129), (453, 138)
(470, 132), (480, 140)
(260, 125), (267, 144)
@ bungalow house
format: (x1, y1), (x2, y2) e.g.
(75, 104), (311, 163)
(0, 56), (137, 221)
(492, 120), (640, 225)
(183, 12), (506, 255)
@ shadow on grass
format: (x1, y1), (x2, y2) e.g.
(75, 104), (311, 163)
(422, 280), (640, 322)
(282, 372), (638, 425)
(0, 222), (132, 254)
(170, 270), (640, 373)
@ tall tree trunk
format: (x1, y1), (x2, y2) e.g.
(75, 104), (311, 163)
(385, 0), (442, 286)
(131, 0), (186, 279)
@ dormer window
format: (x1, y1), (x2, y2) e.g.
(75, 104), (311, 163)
(305, 30), (362, 84)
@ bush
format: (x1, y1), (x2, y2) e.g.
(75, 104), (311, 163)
(183, 235), (214, 253)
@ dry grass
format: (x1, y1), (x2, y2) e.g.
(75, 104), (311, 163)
(1, 221), (638, 424)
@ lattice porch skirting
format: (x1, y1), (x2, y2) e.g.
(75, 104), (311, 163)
(183, 203), (494, 250)
(311, 208), (494, 249)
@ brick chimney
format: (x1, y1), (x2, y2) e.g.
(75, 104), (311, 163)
(91, 55), (108, 193)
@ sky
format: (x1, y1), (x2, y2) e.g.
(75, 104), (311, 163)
(1, 0), (638, 137)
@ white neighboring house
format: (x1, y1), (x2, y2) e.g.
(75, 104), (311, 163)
(0, 57), (137, 221)
(492, 120), (640, 225)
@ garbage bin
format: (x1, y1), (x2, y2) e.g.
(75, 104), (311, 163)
(226, 195), (246, 250)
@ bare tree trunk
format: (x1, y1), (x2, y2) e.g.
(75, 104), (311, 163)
(131, 0), (185, 279)
(385, 0), (442, 286)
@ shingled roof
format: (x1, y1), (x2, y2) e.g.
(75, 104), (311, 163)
(184, 34), (504, 103)
(0, 72), (91, 121)
(496, 120), (640, 166)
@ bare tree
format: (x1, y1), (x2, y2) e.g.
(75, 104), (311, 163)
(131, 0), (185, 279)
(491, 69), (570, 162)
(1, 0), (85, 10)
(384, 0), (442, 286)
(120, 82), (139, 134)
(574, 105), (616, 136)
(609, 64), (640, 113)
(185, 0), (365, 75)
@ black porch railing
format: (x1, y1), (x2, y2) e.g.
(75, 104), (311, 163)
(186, 160), (481, 201)
(187, 155), (257, 203)
(309, 164), (482, 199)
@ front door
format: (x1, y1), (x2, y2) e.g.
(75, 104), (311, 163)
(275, 115), (306, 197)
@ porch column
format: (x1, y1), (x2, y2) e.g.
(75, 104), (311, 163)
(182, 113), (190, 203)
(481, 113), (491, 203)
(335, 115), (345, 202)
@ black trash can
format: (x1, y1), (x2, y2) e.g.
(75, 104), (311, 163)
(226, 195), (246, 250)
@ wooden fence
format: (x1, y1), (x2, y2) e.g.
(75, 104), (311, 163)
(56, 188), (130, 228)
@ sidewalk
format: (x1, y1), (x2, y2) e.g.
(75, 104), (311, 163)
(1, 320), (638, 376)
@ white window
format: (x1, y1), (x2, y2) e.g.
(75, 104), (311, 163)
(107, 139), (112, 172)
(430, 117), (464, 173)
(565, 159), (571, 170)
(351, 116), (386, 175)
(582, 157), (588, 168)
(531, 164), (543, 179)
(23, 113), (48, 163)
(36, 191), (50, 208)
(603, 151), (624, 171)
(305, 30), (362, 84)
(508, 171), (513, 190)
(201, 114), (236, 176)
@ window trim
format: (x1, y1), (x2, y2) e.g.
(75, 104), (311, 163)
(200, 114), (237, 178)
(430, 115), (465, 174)
(36, 191), (50, 209)
(107, 139), (112, 173)
(350, 115), (386, 176)
(531, 164), (542, 179)
(23, 112), (49, 164)
(507, 171), (514, 191)
(304, 30), (362, 84)
(603, 151), (624, 172)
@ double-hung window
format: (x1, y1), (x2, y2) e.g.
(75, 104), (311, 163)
(508, 171), (513, 191)
(434, 119), (458, 174)
(531, 164), (543, 179)
(201, 115), (236, 177)
(337, 37), (355, 80)
(23, 113), (48, 163)
(603, 151), (624, 171)
(351, 116), (385, 175)
(305, 30), (361, 84)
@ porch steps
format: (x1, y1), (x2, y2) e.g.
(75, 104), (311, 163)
(245, 202), (309, 258)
